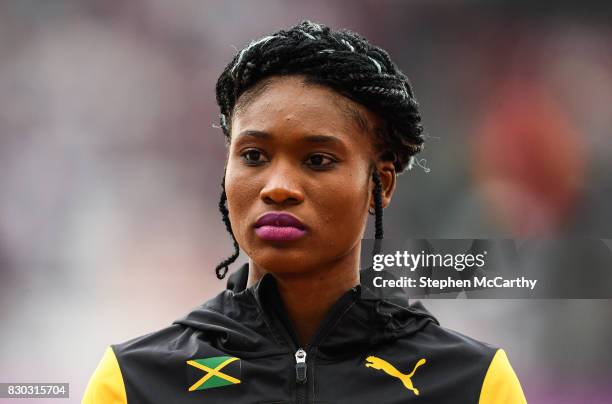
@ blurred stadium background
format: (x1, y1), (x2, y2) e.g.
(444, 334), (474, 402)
(0, 1), (611, 402)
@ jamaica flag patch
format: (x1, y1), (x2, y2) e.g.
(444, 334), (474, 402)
(186, 356), (241, 392)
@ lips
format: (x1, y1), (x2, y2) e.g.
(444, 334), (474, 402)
(254, 212), (307, 241)
(254, 212), (306, 230)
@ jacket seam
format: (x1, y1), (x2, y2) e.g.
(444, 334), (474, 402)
(109, 344), (129, 404)
(477, 348), (501, 404)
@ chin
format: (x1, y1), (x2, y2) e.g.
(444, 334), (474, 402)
(250, 250), (321, 276)
(256, 254), (310, 273)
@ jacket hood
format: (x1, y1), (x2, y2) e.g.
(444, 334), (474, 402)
(174, 263), (439, 360)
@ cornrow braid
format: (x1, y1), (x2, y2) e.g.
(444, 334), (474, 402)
(371, 169), (384, 240)
(368, 167), (384, 258)
(213, 20), (426, 278)
(215, 175), (240, 279)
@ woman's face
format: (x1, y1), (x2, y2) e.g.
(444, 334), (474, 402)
(225, 75), (393, 276)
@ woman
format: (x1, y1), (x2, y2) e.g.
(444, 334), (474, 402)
(83, 20), (526, 403)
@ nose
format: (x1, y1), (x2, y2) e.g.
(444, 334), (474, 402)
(260, 162), (304, 206)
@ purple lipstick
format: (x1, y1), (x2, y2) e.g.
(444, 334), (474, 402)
(254, 212), (307, 241)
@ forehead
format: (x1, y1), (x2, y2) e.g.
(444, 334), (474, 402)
(231, 75), (379, 145)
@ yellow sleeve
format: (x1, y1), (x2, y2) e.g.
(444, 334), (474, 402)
(82, 346), (127, 404)
(479, 349), (527, 404)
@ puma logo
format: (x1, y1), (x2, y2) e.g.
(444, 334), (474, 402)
(365, 356), (427, 396)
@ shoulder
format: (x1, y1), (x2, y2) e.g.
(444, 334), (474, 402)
(420, 320), (499, 358)
(82, 323), (204, 404)
(415, 321), (527, 403)
(82, 345), (127, 404)
(382, 302), (526, 403)
(397, 301), (500, 366)
(479, 348), (527, 404)
(82, 288), (268, 403)
(112, 322), (193, 358)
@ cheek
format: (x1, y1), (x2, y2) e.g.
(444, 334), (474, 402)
(310, 172), (370, 243)
(224, 166), (259, 242)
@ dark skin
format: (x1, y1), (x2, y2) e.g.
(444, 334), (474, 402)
(225, 75), (396, 347)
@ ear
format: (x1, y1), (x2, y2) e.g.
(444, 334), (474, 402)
(370, 161), (396, 210)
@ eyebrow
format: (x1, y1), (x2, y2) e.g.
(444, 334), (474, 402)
(236, 130), (346, 146)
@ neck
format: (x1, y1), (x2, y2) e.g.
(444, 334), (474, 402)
(247, 245), (361, 347)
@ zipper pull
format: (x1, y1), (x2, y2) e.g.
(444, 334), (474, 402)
(295, 348), (307, 384)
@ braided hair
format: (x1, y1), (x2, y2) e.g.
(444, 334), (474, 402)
(214, 20), (425, 279)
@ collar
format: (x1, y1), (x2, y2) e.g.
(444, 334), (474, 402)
(227, 262), (412, 305)
(226, 262), (249, 293)
(227, 263), (439, 359)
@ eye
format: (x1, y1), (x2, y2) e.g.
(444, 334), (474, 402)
(305, 153), (336, 169)
(240, 149), (267, 165)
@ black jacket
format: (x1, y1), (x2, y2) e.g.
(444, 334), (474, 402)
(83, 263), (526, 403)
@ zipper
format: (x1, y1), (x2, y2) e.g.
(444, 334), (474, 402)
(252, 278), (359, 404)
(295, 348), (307, 383)
(291, 287), (357, 404)
(295, 348), (307, 404)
